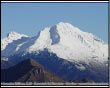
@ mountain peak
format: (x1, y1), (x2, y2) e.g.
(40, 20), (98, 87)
(56, 22), (74, 29)
(57, 22), (73, 26)
(1, 32), (29, 51)
(27, 58), (40, 67)
(7, 31), (28, 38)
(7, 32), (17, 37)
(22, 58), (44, 69)
(57, 22), (67, 25)
(54, 22), (81, 34)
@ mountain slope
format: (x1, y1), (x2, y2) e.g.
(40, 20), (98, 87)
(1, 22), (108, 82)
(1, 58), (64, 83)
(6, 49), (108, 83)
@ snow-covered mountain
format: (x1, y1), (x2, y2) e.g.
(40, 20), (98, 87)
(1, 32), (30, 57)
(1, 32), (28, 51)
(1, 22), (108, 62)
(1, 22), (108, 82)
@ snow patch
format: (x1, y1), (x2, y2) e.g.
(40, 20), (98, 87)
(75, 64), (86, 71)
